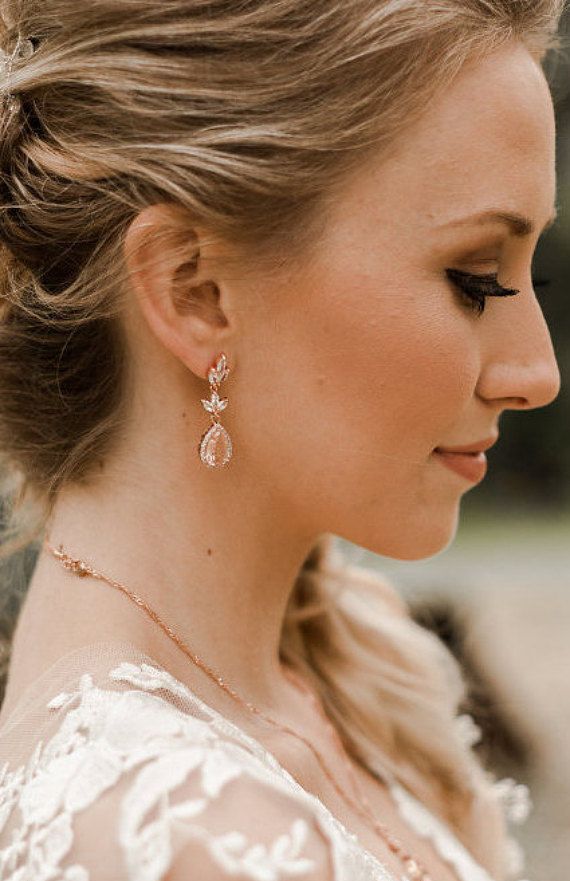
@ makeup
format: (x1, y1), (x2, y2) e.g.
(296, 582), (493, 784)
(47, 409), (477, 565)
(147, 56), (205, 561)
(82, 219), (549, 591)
(432, 450), (488, 483)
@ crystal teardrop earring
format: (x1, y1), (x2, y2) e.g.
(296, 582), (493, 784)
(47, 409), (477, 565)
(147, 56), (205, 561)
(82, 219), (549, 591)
(199, 353), (233, 468)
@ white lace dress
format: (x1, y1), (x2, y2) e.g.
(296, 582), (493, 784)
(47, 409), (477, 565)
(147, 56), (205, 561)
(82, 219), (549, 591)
(0, 640), (532, 881)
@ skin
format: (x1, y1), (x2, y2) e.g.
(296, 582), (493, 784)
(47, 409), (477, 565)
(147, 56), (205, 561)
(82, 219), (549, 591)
(6, 40), (560, 732)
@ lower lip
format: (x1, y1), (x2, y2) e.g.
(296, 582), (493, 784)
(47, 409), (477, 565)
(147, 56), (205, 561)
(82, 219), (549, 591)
(433, 450), (488, 483)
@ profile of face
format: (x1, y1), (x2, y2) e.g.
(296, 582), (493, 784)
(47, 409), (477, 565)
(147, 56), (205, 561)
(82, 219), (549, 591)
(128, 39), (561, 563)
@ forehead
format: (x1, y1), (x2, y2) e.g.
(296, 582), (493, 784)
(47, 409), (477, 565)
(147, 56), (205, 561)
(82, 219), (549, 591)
(340, 41), (556, 238)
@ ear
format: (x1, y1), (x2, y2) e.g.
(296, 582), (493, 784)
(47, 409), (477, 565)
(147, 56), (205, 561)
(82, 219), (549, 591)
(122, 202), (235, 380)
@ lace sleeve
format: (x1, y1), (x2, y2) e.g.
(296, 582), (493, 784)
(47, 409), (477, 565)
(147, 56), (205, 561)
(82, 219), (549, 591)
(0, 641), (340, 881)
(160, 762), (333, 881)
(66, 717), (334, 881)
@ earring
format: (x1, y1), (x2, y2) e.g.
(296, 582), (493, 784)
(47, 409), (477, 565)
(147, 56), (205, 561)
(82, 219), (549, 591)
(199, 353), (233, 468)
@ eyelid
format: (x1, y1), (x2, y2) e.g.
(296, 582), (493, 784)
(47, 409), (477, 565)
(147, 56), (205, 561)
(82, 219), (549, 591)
(443, 225), (538, 264)
(461, 259), (500, 273)
(446, 268), (520, 294)
(437, 232), (508, 260)
(445, 268), (521, 316)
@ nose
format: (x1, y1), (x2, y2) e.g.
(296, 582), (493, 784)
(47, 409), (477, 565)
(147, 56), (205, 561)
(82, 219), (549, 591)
(476, 291), (562, 411)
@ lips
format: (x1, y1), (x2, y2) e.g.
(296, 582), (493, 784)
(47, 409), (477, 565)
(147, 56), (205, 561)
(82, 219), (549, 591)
(434, 435), (498, 455)
(433, 449), (488, 483)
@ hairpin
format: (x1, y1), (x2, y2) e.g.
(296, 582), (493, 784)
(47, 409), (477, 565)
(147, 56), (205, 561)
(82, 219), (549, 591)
(0, 34), (36, 112)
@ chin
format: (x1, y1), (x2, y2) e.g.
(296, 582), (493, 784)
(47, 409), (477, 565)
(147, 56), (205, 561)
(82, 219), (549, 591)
(356, 506), (461, 562)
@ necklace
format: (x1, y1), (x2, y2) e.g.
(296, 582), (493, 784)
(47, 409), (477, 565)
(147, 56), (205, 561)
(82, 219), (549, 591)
(44, 537), (435, 881)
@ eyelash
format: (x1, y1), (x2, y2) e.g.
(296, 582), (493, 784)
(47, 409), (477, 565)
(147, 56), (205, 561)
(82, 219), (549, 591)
(445, 268), (552, 316)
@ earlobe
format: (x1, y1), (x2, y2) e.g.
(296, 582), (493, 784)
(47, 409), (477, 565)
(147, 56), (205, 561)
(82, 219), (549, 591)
(122, 203), (232, 380)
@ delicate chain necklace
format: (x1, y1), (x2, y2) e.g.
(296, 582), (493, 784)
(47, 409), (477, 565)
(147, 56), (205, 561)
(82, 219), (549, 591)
(44, 537), (436, 881)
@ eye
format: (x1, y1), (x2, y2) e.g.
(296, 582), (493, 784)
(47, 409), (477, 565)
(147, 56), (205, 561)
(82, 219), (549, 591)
(445, 268), (521, 316)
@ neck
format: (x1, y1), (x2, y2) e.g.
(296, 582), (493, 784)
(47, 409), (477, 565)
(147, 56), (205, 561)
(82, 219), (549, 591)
(38, 426), (320, 711)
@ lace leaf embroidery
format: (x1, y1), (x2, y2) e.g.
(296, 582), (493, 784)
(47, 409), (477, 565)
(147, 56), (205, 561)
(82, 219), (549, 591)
(454, 714), (483, 749)
(0, 660), (505, 881)
(0, 663), (322, 881)
(108, 661), (195, 703)
(492, 778), (532, 826)
(388, 779), (495, 881)
(204, 818), (316, 881)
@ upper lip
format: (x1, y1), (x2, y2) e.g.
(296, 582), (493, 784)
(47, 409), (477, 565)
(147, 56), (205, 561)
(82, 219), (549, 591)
(435, 434), (499, 454)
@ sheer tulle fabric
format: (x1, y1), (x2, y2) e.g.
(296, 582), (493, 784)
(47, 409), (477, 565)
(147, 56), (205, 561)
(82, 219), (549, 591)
(0, 640), (529, 881)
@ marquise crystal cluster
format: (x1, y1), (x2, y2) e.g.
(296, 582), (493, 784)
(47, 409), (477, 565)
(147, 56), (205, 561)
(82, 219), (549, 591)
(199, 353), (233, 468)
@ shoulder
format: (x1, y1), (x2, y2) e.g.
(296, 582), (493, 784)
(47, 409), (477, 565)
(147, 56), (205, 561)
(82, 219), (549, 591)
(161, 771), (332, 880)
(0, 654), (333, 881)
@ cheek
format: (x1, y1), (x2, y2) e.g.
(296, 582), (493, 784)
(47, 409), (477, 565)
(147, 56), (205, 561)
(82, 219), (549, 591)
(237, 266), (479, 532)
(293, 273), (478, 458)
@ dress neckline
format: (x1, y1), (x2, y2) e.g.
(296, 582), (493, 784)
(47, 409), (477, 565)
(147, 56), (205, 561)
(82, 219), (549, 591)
(0, 638), (493, 881)
(101, 641), (496, 881)
(113, 640), (400, 879)
(1, 637), (399, 876)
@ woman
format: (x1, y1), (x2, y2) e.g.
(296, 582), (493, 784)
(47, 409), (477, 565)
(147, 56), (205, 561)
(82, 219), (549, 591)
(0, 1), (564, 879)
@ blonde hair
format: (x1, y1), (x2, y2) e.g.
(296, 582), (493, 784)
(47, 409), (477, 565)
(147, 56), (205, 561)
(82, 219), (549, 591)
(0, 0), (565, 871)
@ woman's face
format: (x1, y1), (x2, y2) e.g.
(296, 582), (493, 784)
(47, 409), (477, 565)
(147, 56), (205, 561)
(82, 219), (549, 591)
(236, 40), (561, 559)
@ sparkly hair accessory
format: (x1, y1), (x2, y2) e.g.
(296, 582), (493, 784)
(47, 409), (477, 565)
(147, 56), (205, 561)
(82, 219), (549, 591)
(0, 34), (36, 114)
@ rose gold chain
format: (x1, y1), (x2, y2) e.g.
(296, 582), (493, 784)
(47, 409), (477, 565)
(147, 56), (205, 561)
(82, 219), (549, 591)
(44, 537), (434, 881)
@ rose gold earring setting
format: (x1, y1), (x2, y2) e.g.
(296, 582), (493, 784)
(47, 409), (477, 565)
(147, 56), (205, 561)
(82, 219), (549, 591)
(199, 353), (233, 468)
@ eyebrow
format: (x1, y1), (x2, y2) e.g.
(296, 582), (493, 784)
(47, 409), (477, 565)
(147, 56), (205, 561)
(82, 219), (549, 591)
(438, 208), (558, 238)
